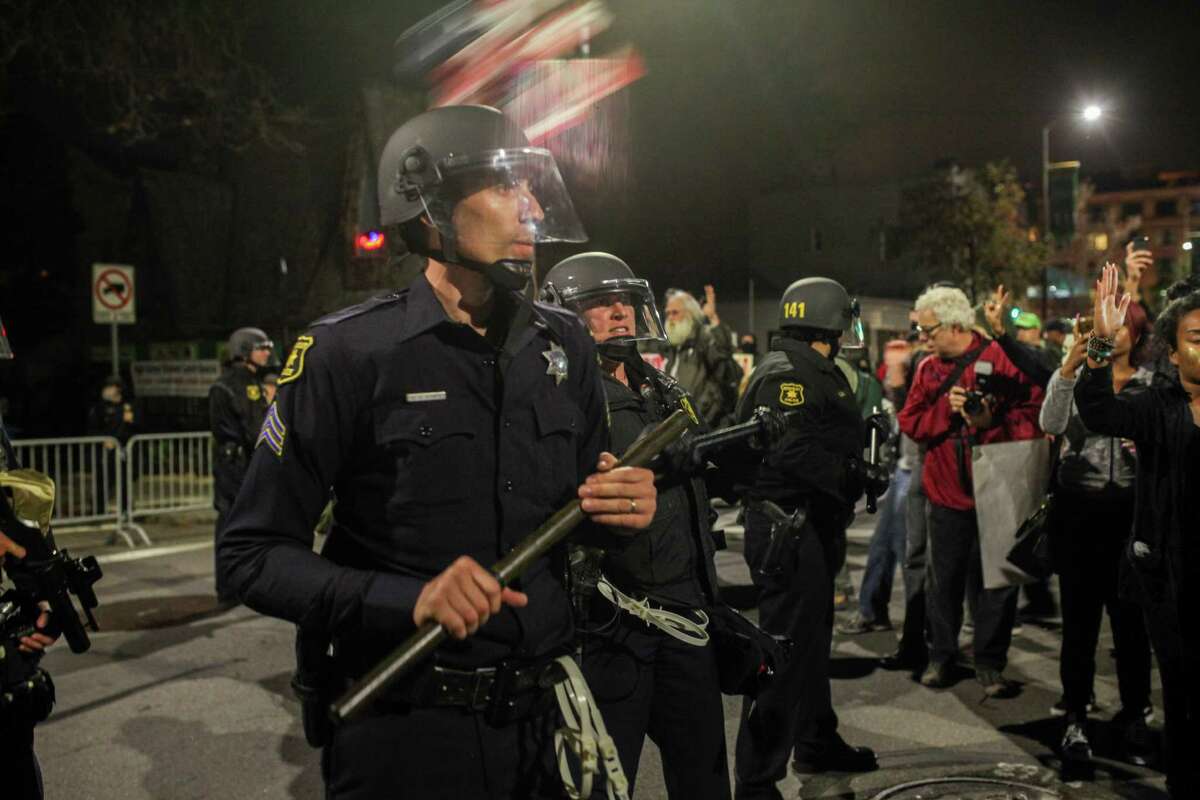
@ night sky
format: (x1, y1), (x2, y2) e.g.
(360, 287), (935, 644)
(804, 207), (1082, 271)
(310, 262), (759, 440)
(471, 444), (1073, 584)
(340, 0), (1200, 287)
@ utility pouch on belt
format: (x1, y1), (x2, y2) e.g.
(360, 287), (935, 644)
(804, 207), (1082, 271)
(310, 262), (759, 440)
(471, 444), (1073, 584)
(292, 627), (336, 748)
(706, 604), (787, 697)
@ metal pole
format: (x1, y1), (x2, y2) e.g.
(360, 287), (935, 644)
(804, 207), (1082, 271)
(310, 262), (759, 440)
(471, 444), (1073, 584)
(747, 277), (755, 337)
(110, 320), (119, 375)
(1041, 124), (1051, 321)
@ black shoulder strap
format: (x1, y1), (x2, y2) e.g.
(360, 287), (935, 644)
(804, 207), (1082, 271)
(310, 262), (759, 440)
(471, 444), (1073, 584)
(933, 344), (987, 399)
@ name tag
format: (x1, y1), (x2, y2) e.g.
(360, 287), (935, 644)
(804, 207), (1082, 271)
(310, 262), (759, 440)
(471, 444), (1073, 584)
(406, 391), (447, 403)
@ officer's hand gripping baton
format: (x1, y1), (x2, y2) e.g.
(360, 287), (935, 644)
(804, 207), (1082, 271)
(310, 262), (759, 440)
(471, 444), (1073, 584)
(329, 409), (693, 725)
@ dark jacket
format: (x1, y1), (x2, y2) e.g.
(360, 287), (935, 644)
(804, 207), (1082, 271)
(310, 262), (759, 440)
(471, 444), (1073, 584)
(737, 339), (865, 525)
(661, 321), (737, 426)
(86, 399), (136, 444)
(597, 370), (718, 607)
(1074, 363), (1200, 630)
(217, 275), (608, 670)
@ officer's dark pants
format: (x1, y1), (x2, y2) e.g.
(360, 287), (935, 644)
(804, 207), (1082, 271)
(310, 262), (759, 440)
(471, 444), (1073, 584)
(896, 465), (929, 663)
(0, 719), (43, 800)
(926, 503), (1018, 672)
(735, 506), (845, 796)
(1143, 608), (1200, 799)
(857, 468), (911, 624)
(581, 611), (730, 799)
(322, 704), (562, 799)
(1052, 494), (1150, 718)
(212, 458), (245, 602)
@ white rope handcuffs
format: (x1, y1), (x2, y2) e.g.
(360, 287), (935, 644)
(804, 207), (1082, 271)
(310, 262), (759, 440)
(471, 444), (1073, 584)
(595, 576), (709, 647)
(553, 655), (630, 800)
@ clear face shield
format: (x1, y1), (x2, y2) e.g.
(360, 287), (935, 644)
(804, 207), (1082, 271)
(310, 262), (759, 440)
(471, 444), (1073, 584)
(553, 279), (666, 349)
(0, 316), (13, 360)
(414, 147), (587, 288)
(839, 299), (866, 352)
(0, 469), (56, 537)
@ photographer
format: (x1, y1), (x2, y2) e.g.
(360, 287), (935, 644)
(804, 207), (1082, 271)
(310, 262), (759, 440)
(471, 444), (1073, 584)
(1075, 265), (1200, 799)
(898, 285), (1044, 696)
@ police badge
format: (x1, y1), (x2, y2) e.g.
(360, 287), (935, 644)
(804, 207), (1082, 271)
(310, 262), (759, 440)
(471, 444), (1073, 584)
(543, 342), (568, 386)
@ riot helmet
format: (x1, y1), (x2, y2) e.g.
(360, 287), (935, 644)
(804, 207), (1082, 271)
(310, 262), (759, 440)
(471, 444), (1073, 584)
(541, 253), (665, 358)
(0, 315), (12, 360)
(777, 277), (864, 350)
(227, 327), (274, 362)
(378, 105), (586, 290)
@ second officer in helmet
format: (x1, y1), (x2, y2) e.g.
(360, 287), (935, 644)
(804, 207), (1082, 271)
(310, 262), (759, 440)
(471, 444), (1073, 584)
(209, 326), (272, 604)
(216, 105), (657, 799)
(733, 278), (888, 799)
(543, 252), (731, 799)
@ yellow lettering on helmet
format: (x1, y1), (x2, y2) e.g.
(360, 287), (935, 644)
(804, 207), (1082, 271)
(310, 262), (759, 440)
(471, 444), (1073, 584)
(783, 302), (806, 319)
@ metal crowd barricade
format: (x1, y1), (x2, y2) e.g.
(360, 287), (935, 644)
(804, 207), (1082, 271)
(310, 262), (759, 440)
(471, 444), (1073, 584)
(124, 432), (214, 536)
(9, 435), (146, 547)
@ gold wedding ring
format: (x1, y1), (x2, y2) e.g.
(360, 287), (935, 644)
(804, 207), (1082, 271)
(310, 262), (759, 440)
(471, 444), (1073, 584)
(629, 499), (638, 514)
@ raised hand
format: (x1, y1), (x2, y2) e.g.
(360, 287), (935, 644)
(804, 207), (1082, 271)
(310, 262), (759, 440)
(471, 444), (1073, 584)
(983, 285), (1011, 336)
(1093, 262), (1131, 340)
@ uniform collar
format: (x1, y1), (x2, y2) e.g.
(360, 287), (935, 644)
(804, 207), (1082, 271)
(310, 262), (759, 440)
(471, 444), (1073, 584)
(771, 337), (837, 374)
(396, 272), (454, 343)
(398, 271), (553, 351)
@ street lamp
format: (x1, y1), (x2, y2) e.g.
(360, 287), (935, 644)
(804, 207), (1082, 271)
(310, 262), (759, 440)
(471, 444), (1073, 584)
(1041, 104), (1105, 316)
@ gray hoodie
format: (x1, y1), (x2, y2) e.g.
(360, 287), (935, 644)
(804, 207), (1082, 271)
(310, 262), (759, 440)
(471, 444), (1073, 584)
(1039, 366), (1153, 496)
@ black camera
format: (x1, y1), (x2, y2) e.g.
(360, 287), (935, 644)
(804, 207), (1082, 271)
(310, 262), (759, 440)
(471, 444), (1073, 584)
(962, 361), (994, 416)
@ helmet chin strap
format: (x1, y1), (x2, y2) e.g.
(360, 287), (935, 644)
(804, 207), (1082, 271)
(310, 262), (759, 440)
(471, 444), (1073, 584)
(434, 236), (532, 292)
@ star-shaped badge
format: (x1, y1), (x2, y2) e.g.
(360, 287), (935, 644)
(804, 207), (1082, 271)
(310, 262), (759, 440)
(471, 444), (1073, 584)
(543, 342), (568, 385)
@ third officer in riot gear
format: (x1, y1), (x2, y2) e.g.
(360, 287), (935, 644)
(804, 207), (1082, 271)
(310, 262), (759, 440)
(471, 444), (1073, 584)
(208, 326), (272, 604)
(733, 277), (887, 799)
(543, 252), (731, 799)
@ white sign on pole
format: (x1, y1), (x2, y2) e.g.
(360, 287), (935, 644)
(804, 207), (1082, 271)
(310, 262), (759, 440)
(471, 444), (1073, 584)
(131, 360), (222, 399)
(92, 263), (137, 324)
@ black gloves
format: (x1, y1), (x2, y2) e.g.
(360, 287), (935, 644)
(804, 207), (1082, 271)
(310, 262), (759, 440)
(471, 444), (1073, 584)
(847, 456), (890, 499)
(863, 411), (891, 449)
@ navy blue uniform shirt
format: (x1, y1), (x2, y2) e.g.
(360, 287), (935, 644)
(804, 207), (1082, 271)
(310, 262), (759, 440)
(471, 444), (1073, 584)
(736, 338), (865, 522)
(217, 272), (608, 669)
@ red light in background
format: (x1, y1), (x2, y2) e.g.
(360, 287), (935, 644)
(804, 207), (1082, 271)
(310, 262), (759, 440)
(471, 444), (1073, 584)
(356, 230), (385, 252)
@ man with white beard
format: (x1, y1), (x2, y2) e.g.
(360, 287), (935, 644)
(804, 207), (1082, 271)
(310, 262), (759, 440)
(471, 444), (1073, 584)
(661, 286), (738, 425)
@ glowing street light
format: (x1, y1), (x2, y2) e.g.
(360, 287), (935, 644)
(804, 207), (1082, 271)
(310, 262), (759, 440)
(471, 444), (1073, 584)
(1082, 104), (1103, 122)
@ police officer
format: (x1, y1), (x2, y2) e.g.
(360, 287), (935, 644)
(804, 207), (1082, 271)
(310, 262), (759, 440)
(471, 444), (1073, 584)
(542, 253), (730, 799)
(208, 327), (271, 603)
(0, 318), (59, 800)
(733, 278), (887, 800)
(217, 105), (657, 799)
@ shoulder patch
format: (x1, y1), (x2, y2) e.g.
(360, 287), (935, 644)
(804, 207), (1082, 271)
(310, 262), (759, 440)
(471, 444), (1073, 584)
(256, 403), (286, 457)
(779, 382), (805, 407)
(246, 384), (262, 402)
(311, 292), (404, 328)
(278, 335), (315, 385)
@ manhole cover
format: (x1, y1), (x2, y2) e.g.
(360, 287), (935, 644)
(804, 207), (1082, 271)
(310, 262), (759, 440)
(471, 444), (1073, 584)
(871, 777), (1062, 800)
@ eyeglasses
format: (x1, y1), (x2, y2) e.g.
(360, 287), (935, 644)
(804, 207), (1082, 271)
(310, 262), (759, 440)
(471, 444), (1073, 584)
(914, 323), (943, 336)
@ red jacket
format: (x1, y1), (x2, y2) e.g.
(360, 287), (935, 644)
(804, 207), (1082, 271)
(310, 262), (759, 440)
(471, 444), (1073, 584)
(898, 334), (1044, 511)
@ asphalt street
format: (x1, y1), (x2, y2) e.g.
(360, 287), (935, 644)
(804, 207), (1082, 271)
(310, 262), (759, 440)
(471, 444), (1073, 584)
(31, 508), (1171, 799)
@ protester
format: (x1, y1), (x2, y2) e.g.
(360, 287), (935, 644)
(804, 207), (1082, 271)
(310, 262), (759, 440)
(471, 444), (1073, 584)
(1075, 266), (1200, 799)
(839, 340), (913, 635)
(898, 285), (1044, 696)
(1040, 309), (1154, 766)
(1043, 318), (1071, 365)
(660, 286), (739, 426)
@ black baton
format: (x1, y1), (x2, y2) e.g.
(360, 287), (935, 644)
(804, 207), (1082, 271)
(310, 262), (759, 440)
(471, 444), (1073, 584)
(329, 409), (692, 725)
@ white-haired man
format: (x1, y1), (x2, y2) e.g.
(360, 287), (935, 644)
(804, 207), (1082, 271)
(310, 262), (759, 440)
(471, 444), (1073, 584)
(661, 286), (737, 425)
(897, 285), (1044, 696)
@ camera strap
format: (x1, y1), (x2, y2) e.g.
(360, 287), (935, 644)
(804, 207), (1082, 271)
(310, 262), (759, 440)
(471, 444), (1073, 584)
(933, 344), (987, 400)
